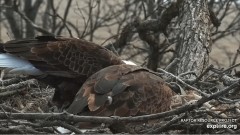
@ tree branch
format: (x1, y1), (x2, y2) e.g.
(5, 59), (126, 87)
(10, 1), (53, 36)
(0, 80), (238, 125)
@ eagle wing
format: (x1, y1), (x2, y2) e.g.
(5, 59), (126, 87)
(2, 36), (123, 78)
(67, 64), (173, 116)
(0, 36), (124, 108)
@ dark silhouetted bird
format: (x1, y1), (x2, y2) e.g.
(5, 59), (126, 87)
(67, 64), (173, 133)
(0, 36), (133, 109)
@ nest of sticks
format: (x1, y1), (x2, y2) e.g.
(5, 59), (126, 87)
(0, 65), (239, 134)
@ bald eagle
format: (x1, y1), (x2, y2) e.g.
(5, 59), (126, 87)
(68, 64), (173, 114)
(0, 36), (134, 109)
(67, 64), (173, 133)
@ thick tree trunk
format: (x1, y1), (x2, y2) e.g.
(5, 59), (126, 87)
(4, 0), (22, 39)
(170, 0), (212, 78)
(24, 0), (43, 37)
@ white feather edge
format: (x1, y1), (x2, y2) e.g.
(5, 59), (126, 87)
(56, 126), (89, 134)
(0, 53), (43, 75)
(0, 54), (136, 75)
(122, 60), (137, 66)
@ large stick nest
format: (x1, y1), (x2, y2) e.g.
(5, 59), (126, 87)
(0, 65), (239, 134)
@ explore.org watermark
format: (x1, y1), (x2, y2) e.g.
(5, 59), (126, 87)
(180, 118), (238, 130)
(206, 124), (237, 129)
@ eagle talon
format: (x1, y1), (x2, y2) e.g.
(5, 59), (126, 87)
(107, 96), (112, 105)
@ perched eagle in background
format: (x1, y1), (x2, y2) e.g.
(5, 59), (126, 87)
(0, 36), (132, 109)
(67, 64), (173, 133)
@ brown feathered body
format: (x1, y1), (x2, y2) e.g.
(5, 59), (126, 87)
(0, 36), (123, 108)
(67, 64), (173, 118)
(67, 64), (173, 133)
